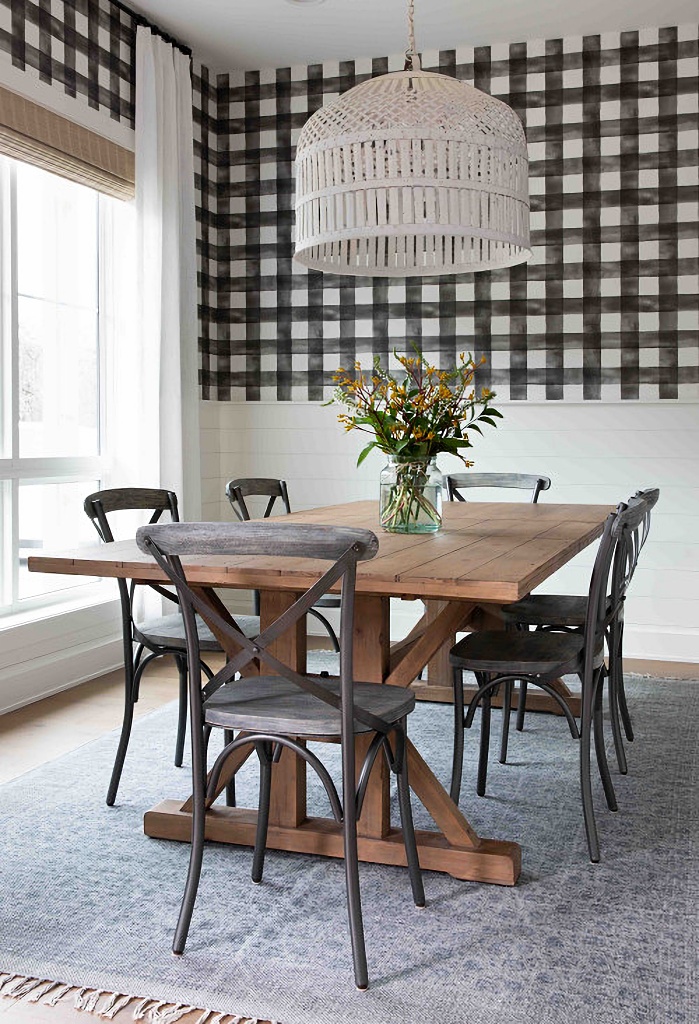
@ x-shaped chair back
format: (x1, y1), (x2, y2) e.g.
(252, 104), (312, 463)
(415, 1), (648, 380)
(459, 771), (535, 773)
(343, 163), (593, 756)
(225, 478), (291, 522)
(614, 487), (659, 598)
(136, 521), (384, 732)
(583, 496), (654, 671)
(84, 487), (182, 630)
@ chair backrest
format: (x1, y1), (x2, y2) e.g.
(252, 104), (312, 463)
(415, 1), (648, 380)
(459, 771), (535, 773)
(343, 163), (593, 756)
(610, 487), (660, 611)
(136, 521), (385, 734)
(225, 478), (291, 522)
(446, 473), (551, 504)
(84, 487), (179, 543)
(584, 497), (653, 668)
(83, 488), (181, 633)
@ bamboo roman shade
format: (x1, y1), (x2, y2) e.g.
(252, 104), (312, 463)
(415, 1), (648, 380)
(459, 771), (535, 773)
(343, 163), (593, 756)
(0, 86), (135, 199)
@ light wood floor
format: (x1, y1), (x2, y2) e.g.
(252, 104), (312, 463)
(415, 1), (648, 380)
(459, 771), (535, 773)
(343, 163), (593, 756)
(0, 658), (260, 1024)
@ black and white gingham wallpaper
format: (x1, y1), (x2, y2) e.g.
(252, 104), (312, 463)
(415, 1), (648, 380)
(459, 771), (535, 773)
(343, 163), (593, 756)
(2, 5), (697, 403)
(213, 26), (699, 403)
(0, 0), (134, 124)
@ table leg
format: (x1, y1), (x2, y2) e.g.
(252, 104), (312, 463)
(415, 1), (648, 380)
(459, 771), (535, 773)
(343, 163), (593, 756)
(262, 590), (307, 829)
(353, 595), (390, 839)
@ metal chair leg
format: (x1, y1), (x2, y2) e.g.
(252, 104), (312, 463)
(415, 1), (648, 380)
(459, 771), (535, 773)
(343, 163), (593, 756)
(593, 671), (617, 812)
(580, 668), (601, 863)
(132, 643), (145, 698)
(515, 680), (528, 732)
(173, 728), (208, 954)
(308, 607), (340, 653)
(499, 679), (512, 764)
(394, 722), (425, 907)
(174, 656), (188, 768)
(617, 672), (635, 742)
(252, 742), (272, 883)
(607, 619), (628, 774)
(342, 736), (368, 990)
(450, 666), (465, 803)
(476, 677), (492, 798)
(106, 677), (135, 807)
(514, 623), (528, 733)
(224, 729), (236, 806)
(613, 618), (634, 743)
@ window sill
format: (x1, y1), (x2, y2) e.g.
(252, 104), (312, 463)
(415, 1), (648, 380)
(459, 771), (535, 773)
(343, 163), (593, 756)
(0, 586), (119, 633)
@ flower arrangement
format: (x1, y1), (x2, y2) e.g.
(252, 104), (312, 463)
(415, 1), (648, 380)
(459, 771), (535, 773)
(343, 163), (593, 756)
(328, 349), (502, 532)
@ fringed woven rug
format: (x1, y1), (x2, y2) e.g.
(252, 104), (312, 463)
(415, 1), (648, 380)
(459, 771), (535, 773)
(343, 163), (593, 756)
(1, 677), (697, 1024)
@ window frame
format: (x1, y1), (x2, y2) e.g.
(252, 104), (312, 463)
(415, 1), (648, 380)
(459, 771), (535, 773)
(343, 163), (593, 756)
(0, 156), (112, 619)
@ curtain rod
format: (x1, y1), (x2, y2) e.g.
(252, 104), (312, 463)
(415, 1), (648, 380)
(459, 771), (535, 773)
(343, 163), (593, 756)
(108, 0), (193, 57)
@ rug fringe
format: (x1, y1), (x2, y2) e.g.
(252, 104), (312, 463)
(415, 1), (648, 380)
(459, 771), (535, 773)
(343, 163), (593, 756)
(25, 980), (60, 1002)
(148, 1003), (196, 1023)
(76, 987), (105, 1012)
(0, 976), (45, 999)
(133, 997), (160, 1019)
(46, 983), (73, 1006)
(1, 973), (271, 1024)
(100, 992), (134, 1019)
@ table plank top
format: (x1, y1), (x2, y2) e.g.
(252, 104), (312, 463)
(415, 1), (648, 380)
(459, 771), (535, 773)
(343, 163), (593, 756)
(29, 500), (612, 604)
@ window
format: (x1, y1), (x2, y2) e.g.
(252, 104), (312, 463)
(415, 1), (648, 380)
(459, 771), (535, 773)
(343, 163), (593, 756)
(0, 158), (119, 615)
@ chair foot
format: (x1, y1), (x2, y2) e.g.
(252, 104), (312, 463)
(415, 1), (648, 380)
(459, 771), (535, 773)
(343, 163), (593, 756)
(106, 693), (136, 806)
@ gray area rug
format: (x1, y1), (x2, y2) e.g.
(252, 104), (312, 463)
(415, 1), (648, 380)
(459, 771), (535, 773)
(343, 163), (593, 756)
(1, 676), (697, 1024)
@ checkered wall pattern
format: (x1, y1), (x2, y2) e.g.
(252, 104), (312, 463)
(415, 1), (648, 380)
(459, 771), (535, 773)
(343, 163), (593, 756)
(0, 0), (134, 124)
(212, 26), (699, 403)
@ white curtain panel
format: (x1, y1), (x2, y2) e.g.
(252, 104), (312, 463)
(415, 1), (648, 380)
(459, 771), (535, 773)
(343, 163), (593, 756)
(135, 26), (201, 520)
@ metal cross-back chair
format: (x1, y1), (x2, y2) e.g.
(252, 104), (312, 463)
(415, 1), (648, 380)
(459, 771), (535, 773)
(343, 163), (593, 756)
(137, 520), (425, 991)
(225, 477), (341, 652)
(446, 472), (552, 504)
(501, 487), (660, 773)
(448, 496), (652, 862)
(84, 488), (258, 807)
(426, 471), (550, 700)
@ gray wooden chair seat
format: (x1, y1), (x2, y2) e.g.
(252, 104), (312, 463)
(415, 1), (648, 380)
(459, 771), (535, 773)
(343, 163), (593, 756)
(140, 612), (258, 651)
(448, 495), (654, 862)
(450, 629), (589, 678)
(137, 519), (424, 991)
(205, 677), (414, 735)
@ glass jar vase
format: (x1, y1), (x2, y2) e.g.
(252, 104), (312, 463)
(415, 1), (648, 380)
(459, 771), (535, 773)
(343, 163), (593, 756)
(379, 456), (443, 533)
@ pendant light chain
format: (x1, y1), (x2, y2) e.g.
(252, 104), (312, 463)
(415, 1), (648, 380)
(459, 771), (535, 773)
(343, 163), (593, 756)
(406, 0), (416, 66)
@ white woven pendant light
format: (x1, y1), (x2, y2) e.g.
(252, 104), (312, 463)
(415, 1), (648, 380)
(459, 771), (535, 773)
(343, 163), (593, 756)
(294, 0), (530, 277)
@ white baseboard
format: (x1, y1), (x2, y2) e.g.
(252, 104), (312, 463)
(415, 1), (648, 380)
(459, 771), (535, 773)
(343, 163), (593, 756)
(0, 635), (123, 715)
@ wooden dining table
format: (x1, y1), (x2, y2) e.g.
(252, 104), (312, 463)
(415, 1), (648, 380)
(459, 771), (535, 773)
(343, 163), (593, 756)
(29, 499), (611, 888)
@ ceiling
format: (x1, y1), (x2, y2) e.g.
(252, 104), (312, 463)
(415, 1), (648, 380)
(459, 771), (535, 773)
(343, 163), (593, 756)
(125, 0), (698, 72)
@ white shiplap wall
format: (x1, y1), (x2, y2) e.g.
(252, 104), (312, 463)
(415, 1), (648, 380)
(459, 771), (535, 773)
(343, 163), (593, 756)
(201, 399), (699, 666)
